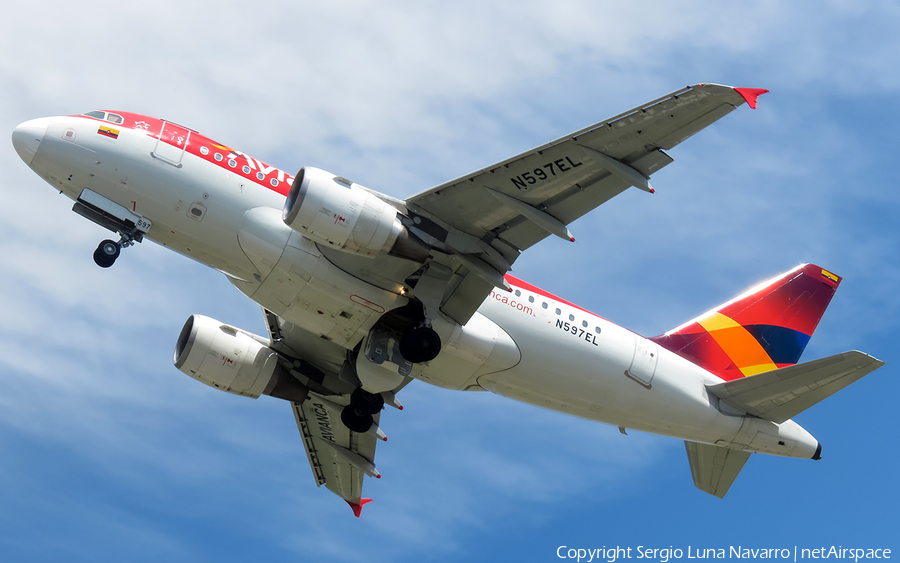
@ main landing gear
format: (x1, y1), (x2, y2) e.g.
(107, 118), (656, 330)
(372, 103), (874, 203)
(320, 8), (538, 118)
(340, 387), (385, 433)
(399, 324), (441, 363)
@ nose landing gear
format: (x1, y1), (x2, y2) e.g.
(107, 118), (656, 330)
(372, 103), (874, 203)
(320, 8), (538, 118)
(71, 188), (151, 268)
(91, 230), (140, 268)
(93, 239), (121, 268)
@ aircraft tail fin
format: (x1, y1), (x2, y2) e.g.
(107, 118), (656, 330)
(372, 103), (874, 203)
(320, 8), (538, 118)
(685, 441), (750, 498)
(651, 264), (841, 381)
(707, 350), (884, 423)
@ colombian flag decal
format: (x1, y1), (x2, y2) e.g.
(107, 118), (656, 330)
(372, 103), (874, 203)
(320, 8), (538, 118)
(97, 126), (120, 139)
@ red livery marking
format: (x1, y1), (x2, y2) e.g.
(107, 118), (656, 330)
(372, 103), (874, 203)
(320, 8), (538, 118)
(489, 290), (536, 317)
(733, 87), (769, 110)
(346, 498), (373, 518)
(350, 295), (385, 313)
(505, 274), (605, 320)
(74, 110), (295, 196)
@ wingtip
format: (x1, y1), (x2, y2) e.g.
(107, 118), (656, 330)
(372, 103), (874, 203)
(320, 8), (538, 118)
(346, 498), (373, 518)
(733, 87), (770, 109)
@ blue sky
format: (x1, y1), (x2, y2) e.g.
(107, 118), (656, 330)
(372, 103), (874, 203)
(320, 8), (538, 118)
(1, 1), (898, 561)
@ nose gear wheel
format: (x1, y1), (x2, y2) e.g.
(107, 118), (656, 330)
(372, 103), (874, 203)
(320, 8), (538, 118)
(93, 239), (121, 268)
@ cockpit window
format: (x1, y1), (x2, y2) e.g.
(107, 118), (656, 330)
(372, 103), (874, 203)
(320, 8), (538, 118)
(83, 111), (124, 124)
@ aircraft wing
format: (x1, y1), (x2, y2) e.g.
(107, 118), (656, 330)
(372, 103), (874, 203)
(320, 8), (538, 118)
(403, 84), (766, 324)
(258, 308), (401, 516)
(291, 396), (383, 516)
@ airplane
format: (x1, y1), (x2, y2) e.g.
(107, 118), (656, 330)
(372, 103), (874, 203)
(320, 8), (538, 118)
(11, 84), (884, 517)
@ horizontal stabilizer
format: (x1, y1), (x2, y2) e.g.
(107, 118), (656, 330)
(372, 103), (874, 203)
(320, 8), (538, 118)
(708, 351), (884, 423)
(685, 441), (751, 498)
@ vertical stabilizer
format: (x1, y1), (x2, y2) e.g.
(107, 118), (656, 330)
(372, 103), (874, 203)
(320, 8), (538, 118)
(652, 264), (841, 381)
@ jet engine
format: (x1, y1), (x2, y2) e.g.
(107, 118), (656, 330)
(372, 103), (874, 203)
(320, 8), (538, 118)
(282, 166), (429, 261)
(174, 315), (309, 403)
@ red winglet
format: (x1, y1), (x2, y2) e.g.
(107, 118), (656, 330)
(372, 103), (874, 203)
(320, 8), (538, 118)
(733, 87), (769, 110)
(346, 498), (373, 518)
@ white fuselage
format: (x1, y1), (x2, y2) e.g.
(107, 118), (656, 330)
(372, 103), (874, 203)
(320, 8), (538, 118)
(18, 114), (819, 460)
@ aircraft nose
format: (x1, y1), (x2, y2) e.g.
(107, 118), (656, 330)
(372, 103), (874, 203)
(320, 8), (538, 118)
(12, 117), (51, 166)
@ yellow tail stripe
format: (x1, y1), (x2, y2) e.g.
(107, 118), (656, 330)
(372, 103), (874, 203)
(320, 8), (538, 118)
(696, 313), (778, 377)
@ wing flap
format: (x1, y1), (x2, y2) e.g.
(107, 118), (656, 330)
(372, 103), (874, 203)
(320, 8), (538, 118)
(707, 351), (884, 423)
(685, 441), (751, 499)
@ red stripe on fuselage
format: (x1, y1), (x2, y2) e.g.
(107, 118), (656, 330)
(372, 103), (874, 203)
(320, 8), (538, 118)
(505, 274), (605, 320)
(74, 111), (294, 196)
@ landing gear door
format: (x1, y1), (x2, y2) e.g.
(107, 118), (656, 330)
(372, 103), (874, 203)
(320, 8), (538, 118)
(152, 121), (191, 167)
(355, 327), (413, 394)
(627, 334), (659, 388)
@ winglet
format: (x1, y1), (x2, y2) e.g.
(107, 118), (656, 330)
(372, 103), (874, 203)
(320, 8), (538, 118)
(733, 87), (769, 110)
(346, 498), (373, 518)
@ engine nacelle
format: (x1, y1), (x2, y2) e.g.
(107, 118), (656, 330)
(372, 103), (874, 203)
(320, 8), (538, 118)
(174, 315), (308, 403)
(283, 166), (428, 261)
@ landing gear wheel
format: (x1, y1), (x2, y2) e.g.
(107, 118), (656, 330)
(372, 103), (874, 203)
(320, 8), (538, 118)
(399, 326), (442, 363)
(351, 387), (385, 415)
(341, 405), (374, 433)
(93, 239), (121, 268)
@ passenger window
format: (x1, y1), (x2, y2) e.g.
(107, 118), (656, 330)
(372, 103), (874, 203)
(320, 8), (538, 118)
(568, 314), (574, 321)
(555, 308), (561, 315)
(528, 296), (534, 303)
(582, 320), (588, 328)
(542, 302), (548, 309)
(595, 327), (602, 334)
(514, 290), (521, 297)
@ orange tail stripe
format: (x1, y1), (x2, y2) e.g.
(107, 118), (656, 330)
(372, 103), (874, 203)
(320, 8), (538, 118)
(697, 313), (777, 377)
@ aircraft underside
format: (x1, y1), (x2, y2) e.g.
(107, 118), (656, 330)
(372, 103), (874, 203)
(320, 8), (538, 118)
(11, 84), (883, 513)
